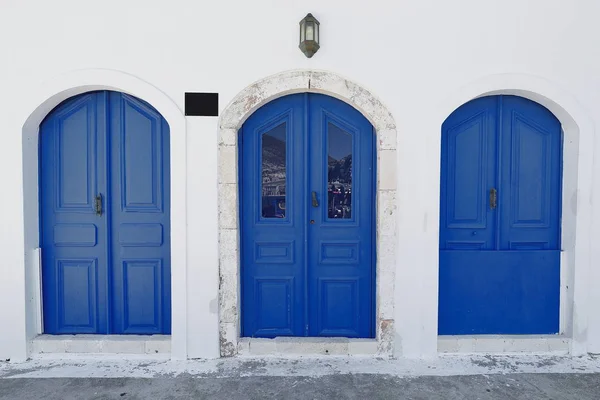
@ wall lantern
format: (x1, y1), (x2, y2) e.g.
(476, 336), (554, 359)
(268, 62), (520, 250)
(299, 13), (320, 58)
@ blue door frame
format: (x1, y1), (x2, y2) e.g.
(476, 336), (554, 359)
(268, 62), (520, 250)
(439, 95), (562, 335)
(239, 93), (376, 338)
(40, 91), (171, 334)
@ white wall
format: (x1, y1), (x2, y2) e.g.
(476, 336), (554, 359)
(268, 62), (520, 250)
(0, 0), (599, 360)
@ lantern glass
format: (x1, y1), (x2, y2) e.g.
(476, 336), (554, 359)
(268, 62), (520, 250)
(300, 20), (305, 43)
(306, 21), (314, 41)
(314, 22), (319, 42)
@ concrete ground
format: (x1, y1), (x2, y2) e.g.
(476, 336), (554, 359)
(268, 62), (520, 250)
(1, 354), (600, 399)
(1, 373), (600, 399)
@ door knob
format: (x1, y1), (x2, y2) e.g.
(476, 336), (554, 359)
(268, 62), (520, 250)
(95, 194), (103, 216)
(311, 191), (319, 207)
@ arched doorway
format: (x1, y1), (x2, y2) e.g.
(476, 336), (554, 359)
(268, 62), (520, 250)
(438, 95), (562, 335)
(40, 90), (171, 334)
(239, 93), (376, 338)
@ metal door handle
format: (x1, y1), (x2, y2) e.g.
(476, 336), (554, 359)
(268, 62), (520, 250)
(489, 188), (497, 210)
(95, 194), (103, 216)
(311, 191), (319, 207)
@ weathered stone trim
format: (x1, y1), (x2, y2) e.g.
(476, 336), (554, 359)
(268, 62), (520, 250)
(217, 70), (398, 357)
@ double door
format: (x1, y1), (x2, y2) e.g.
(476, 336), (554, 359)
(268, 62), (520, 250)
(240, 93), (375, 338)
(41, 91), (171, 334)
(439, 95), (562, 335)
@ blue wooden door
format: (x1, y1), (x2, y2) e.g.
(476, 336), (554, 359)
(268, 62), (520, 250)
(240, 93), (375, 338)
(41, 92), (110, 334)
(41, 91), (171, 334)
(439, 95), (562, 335)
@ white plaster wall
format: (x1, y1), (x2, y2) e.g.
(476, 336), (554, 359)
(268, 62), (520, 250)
(186, 117), (220, 358)
(0, 0), (599, 361)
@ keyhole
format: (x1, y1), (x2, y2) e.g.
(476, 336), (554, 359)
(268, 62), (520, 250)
(310, 220), (315, 224)
(472, 231), (477, 236)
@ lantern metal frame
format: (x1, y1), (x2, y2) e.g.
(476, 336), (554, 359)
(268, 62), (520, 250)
(299, 13), (320, 58)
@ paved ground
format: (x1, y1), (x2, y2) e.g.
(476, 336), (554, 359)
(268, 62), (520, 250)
(1, 354), (600, 399)
(1, 373), (600, 399)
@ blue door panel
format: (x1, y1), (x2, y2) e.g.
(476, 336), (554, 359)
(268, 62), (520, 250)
(241, 93), (375, 338)
(439, 250), (560, 334)
(41, 91), (170, 335)
(307, 95), (374, 337)
(41, 92), (109, 334)
(109, 92), (171, 334)
(439, 95), (562, 335)
(499, 96), (562, 250)
(241, 94), (306, 337)
(440, 96), (497, 251)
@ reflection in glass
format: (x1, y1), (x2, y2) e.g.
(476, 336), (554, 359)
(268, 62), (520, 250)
(327, 123), (352, 219)
(262, 123), (287, 218)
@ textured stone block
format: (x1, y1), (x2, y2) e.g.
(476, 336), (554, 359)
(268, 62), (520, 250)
(218, 145), (237, 184)
(218, 184), (238, 229)
(145, 338), (171, 354)
(378, 150), (397, 190)
(220, 322), (238, 357)
(101, 339), (145, 354)
(348, 339), (378, 355)
(378, 190), (397, 236)
(378, 129), (397, 150)
(219, 128), (238, 147)
(65, 338), (102, 353)
(247, 338), (277, 355)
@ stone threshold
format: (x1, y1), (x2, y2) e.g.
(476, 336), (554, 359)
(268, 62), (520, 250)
(238, 337), (380, 356)
(31, 334), (171, 355)
(438, 335), (570, 354)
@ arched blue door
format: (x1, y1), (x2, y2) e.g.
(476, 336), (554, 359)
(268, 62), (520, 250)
(41, 91), (171, 334)
(240, 93), (375, 338)
(439, 95), (562, 335)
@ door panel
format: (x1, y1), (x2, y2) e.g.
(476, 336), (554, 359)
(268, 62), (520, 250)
(109, 92), (171, 334)
(241, 93), (375, 338)
(440, 96), (497, 250)
(499, 96), (562, 250)
(308, 95), (374, 337)
(41, 92), (109, 334)
(439, 95), (562, 335)
(241, 94), (305, 337)
(439, 250), (560, 334)
(41, 91), (170, 334)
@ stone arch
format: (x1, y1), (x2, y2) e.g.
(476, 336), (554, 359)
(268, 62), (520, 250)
(20, 68), (188, 360)
(217, 70), (398, 356)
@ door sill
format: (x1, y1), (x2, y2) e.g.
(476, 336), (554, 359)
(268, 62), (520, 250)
(438, 335), (570, 354)
(30, 334), (171, 357)
(238, 337), (378, 356)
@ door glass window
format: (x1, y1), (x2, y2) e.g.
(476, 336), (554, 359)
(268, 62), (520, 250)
(261, 123), (287, 218)
(327, 123), (352, 219)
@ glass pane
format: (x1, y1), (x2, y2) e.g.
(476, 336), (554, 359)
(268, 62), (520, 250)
(327, 123), (352, 219)
(262, 123), (287, 218)
(306, 23), (314, 41)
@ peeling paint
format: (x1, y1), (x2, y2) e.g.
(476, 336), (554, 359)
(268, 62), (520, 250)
(378, 319), (395, 356)
(219, 334), (236, 358)
(3, 354), (600, 379)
